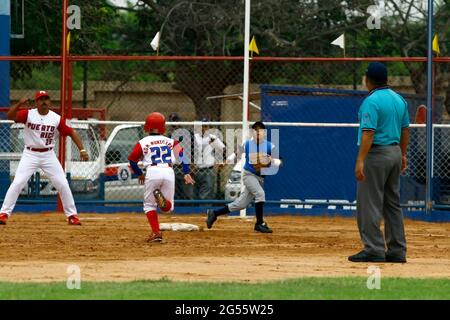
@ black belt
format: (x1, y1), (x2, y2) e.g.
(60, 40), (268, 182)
(372, 143), (399, 147)
(26, 147), (53, 152)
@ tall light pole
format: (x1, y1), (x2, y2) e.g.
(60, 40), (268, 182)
(240, 0), (251, 217)
(425, 0), (434, 215)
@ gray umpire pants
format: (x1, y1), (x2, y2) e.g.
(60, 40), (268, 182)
(228, 170), (265, 212)
(357, 145), (407, 259)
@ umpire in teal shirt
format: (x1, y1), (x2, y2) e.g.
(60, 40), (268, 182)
(349, 62), (410, 263)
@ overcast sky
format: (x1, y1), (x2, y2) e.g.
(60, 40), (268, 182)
(109, 0), (138, 7)
(107, 0), (432, 19)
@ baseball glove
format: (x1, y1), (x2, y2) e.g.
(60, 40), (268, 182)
(249, 153), (271, 164)
(249, 153), (272, 171)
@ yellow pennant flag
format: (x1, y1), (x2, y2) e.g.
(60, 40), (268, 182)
(432, 34), (440, 55)
(67, 31), (71, 54)
(249, 36), (259, 55)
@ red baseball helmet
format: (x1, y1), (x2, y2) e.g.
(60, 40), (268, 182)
(144, 112), (166, 133)
(34, 90), (50, 101)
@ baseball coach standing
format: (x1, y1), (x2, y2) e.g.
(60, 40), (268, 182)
(349, 62), (410, 263)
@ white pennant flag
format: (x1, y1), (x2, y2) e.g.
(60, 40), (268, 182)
(150, 32), (160, 51)
(331, 33), (345, 49)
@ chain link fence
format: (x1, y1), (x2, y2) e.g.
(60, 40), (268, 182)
(0, 116), (446, 209)
(1, 58), (450, 210)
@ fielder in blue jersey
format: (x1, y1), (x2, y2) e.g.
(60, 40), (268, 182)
(206, 121), (282, 233)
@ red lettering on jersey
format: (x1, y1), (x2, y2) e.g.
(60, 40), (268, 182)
(41, 125), (46, 131)
(40, 132), (55, 139)
(50, 126), (55, 132)
(35, 124), (41, 131)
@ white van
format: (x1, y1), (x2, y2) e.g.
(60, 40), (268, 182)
(102, 124), (145, 200)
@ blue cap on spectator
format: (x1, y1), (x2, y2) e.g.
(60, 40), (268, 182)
(365, 62), (388, 84)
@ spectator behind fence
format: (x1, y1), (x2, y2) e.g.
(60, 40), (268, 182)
(194, 117), (225, 201)
(167, 112), (194, 202)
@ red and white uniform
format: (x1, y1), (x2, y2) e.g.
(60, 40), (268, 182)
(128, 134), (181, 212)
(18, 108), (73, 147)
(0, 109), (77, 217)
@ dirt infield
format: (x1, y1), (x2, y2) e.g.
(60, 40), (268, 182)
(0, 213), (449, 282)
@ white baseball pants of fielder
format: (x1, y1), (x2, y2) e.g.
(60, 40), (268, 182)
(0, 149), (77, 217)
(143, 166), (175, 213)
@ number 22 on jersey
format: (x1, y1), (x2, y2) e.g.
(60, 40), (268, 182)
(149, 145), (172, 164)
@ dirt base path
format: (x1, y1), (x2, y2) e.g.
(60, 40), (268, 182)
(0, 214), (449, 282)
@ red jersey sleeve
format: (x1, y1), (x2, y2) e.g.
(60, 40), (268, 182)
(57, 118), (74, 136)
(15, 110), (28, 124)
(128, 143), (143, 162)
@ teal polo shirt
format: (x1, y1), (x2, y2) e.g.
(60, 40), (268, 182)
(357, 87), (410, 146)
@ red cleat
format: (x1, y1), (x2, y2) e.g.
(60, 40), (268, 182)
(0, 213), (8, 225)
(68, 215), (81, 226)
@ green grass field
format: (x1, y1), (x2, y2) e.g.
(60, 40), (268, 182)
(1, 277), (449, 300)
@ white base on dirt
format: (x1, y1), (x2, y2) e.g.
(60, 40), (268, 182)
(159, 223), (200, 232)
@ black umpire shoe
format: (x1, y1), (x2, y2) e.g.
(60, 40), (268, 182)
(206, 209), (217, 229)
(386, 255), (407, 263)
(348, 250), (385, 263)
(254, 222), (273, 233)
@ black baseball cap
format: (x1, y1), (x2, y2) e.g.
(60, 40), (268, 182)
(365, 62), (388, 84)
(252, 121), (265, 129)
(169, 113), (181, 121)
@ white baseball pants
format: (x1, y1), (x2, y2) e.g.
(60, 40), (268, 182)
(143, 166), (175, 213)
(0, 149), (77, 217)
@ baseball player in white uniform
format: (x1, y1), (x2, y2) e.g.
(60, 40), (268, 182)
(128, 112), (195, 243)
(0, 91), (89, 226)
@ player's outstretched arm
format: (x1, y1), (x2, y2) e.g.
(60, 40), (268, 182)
(68, 130), (89, 161)
(173, 140), (194, 185)
(180, 153), (195, 185)
(7, 98), (29, 121)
